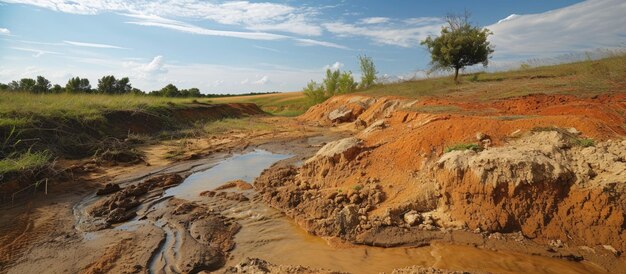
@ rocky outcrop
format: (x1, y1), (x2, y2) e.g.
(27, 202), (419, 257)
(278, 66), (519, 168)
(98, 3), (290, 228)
(435, 131), (626, 251)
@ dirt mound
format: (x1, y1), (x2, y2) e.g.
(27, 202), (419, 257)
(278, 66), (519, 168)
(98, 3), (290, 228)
(85, 173), (184, 227)
(105, 103), (264, 136)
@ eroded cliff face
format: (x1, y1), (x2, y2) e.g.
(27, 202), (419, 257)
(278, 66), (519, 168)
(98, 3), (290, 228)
(435, 131), (626, 251)
(256, 93), (626, 253)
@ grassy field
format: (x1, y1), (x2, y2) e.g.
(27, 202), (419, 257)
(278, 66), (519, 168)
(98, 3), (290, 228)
(208, 92), (309, 116)
(360, 54), (626, 100)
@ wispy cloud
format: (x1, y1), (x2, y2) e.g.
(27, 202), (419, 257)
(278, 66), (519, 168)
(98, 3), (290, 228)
(125, 14), (347, 49)
(294, 38), (349, 50)
(323, 17), (443, 48)
(253, 45), (280, 53)
(64, 40), (128, 49)
(126, 17), (287, 41)
(488, 0), (626, 59)
(4, 0), (322, 36)
(358, 17), (390, 25)
(10, 47), (61, 57)
(0, 28), (10, 35)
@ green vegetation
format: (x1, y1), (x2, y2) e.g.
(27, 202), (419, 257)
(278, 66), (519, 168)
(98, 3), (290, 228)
(359, 53), (626, 100)
(0, 150), (51, 174)
(575, 138), (595, 147)
(444, 143), (482, 153)
(352, 184), (363, 191)
(421, 13), (494, 82)
(209, 92), (310, 116)
(358, 55), (377, 89)
(303, 55), (378, 104)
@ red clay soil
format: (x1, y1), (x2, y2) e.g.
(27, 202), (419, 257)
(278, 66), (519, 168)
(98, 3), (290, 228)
(275, 92), (626, 258)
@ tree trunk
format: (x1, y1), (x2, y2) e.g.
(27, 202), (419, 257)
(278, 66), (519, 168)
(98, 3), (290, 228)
(454, 67), (460, 83)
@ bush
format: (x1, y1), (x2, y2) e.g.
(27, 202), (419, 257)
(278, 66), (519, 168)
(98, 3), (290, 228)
(358, 55), (377, 89)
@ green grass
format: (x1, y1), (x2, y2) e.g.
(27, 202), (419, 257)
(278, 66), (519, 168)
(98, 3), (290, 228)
(358, 54), (626, 101)
(0, 151), (51, 174)
(444, 143), (482, 153)
(575, 138), (595, 147)
(209, 92), (311, 116)
(202, 117), (272, 134)
(0, 92), (200, 122)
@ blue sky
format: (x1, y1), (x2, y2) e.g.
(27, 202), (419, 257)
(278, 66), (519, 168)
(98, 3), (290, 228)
(0, 0), (625, 94)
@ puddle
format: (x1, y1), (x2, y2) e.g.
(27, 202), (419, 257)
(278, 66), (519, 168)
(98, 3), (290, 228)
(224, 203), (604, 274)
(164, 149), (291, 200)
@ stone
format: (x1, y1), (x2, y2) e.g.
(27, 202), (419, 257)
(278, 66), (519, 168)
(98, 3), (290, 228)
(96, 183), (120, 195)
(403, 210), (421, 226)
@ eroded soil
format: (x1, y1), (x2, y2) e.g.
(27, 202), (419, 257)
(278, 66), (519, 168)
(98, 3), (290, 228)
(1, 93), (626, 273)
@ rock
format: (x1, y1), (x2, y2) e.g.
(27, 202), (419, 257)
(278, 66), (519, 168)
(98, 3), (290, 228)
(307, 137), (364, 164)
(549, 239), (564, 248)
(328, 107), (353, 123)
(96, 183), (120, 195)
(337, 205), (359, 234)
(215, 179), (253, 191)
(354, 119), (367, 129)
(476, 132), (489, 141)
(567, 127), (581, 135)
(106, 208), (136, 224)
(603, 245), (620, 256)
(200, 190), (216, 197)
(403, 210), (421, 226)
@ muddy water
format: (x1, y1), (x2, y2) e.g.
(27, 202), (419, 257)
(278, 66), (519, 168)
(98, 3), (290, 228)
(169, 150), (606, 274)
(164, 149), (291, 200)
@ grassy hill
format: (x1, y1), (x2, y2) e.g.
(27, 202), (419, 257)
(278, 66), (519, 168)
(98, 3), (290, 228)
(360, 54), (626, 101)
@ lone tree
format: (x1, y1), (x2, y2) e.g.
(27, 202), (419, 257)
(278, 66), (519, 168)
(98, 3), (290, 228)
(421, 12), (494, 82)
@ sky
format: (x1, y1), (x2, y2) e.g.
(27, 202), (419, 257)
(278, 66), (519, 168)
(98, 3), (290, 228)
(0, 0), (625, 94)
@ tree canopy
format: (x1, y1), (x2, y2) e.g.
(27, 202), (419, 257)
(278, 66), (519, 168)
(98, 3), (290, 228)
(421, 13), (494, 82)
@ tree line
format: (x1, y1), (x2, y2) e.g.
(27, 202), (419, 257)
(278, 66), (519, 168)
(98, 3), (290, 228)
(0, 75), (208, 98)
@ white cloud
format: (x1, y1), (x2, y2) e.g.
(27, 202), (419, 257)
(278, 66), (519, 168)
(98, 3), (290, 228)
(294, 38), (349, 50)
(324, 62), (343, 71)
(488, 0), (626, 59)
(10, 47), (61, 57)
(124, 14), (346, 49)
(122, 55), (168, 78)
(64, 40), (127, 49)
(240, 78), (249, 85)
(125, 16), (288, 41)
(359, 17), (390, 25)
(323, 17), (444, 48)
(0, 28), (10, 35)
(4, 0), (322, 36)
(252, 75), (269, 85)
(253, 45), (280, 53)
